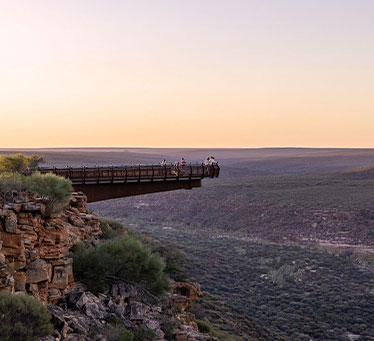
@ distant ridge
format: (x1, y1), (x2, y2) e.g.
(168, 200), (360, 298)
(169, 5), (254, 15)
(344, 165), (374, 178)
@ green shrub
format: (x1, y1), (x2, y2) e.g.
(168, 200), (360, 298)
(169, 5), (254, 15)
(151, 244), (188, 281)
(99, 217), (126, 239)
(0, 171), (72, 214)
(119, 328), (134, 341)
(196, 318), (213, 334)
(99, 217), (143, 240)
(100, 223), (120, 240)
(73, 235), (170, 296)
(29, 155), (44, 170)
(100, 217), (126, 231)
(161, 319), (181, 340)
(0, 173), (26, 202)
(0, 153), (44, 173)
(133, 326), (156, 341)
(23, 172), (73, 215)
(0, 291), (53, 341)
(101, 320), (134, 341)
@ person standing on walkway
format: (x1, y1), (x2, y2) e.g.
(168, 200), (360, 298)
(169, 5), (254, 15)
(209, 156), (217, 165)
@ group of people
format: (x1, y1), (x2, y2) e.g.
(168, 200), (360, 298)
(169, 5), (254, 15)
(160, 156), (218, 167)
(160, 158), (189, 166)
(203, 156), (218, 166)
(159, 156), (218, 177)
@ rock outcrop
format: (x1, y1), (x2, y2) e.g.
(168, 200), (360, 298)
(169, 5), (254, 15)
(43, 278), (215, 341)
(0, 191), (215, 340)
(171, 282), (202, 310)
(0, 192), (102, 303)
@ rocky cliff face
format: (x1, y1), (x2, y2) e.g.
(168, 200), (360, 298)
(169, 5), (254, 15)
(0, 192), (102, 303)
(0, 192), (215, 340)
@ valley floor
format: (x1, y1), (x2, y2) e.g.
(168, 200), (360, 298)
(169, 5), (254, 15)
(90, 216), (374, 341)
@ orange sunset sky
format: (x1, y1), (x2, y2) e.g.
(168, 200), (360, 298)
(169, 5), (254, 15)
(1, 0), (373, 148)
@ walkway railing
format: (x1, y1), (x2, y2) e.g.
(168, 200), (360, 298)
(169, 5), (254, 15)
(33, 164), (220, 185)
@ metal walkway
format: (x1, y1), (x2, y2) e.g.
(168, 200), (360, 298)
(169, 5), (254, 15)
(33, 164), (220, 202)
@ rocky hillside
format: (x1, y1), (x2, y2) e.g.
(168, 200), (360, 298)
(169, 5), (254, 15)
(44, 279), (211, 341)
(0, 192), (214, 340)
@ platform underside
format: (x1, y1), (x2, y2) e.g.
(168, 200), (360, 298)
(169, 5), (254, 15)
(74, 179), (202, 203)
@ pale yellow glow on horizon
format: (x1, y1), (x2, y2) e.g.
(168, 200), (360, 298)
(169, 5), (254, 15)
(1, 1), (374, 148)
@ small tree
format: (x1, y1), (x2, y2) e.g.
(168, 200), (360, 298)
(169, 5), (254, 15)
(73, 235), (171, 296)
(28, 154), (44, 170)
(24, 172), (73, 216)
(0, 291), (54, 341)
(0, 153), (44, 173)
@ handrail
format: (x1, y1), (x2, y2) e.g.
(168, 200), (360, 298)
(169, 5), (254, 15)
(29, 163), (219, 185)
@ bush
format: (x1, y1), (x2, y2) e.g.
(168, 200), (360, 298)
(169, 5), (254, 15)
(0, 153), (44, 173)
(196, 319), (213, 334)
(119, 328), (135, 341)
(0, 173), (26, 202)
(99, 217), (127, 240)
(99, 217), (143, 240)
(151, 244), (188, 281)
(0, 172), (72, 215)
(23, 172), (73, 215)
(101, 319), (134, 341)
(161, 319), (181, 340)
(100, 217), (126, 231)
(133, 326), (156, 341)
(0, 291), (53, 341)
(73, 235), (171, 296)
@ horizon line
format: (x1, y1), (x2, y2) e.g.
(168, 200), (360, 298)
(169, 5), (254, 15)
(1, 146), (374, 150)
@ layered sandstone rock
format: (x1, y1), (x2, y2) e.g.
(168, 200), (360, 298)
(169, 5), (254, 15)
(171, 282), (202, 310)
(0, 192), (102, 303)
(0, 191), (215, 340)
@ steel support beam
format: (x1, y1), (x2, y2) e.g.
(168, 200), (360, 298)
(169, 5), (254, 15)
(74, 179), (202, 203)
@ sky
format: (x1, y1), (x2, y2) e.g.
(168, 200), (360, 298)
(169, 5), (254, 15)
(0, 0), (373, 148)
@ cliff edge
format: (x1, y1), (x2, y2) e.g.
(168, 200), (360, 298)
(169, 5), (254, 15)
(0, 192), (215, 340)
(0, 192), (101, 303)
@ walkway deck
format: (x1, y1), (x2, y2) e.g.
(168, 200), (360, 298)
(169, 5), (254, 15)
(35, 164), (220, 202)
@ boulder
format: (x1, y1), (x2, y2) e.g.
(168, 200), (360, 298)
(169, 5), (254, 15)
(29, 281), (49, 303)
(172, 282), (202, 310)
(4, 212), (18, 233)
(51, 266), (69, 289)
(5, 203), (22, 212)
(68, 215), (85, 227)
(129, 301), (148, 321)
(0, 232), (22, 249)
(22, 203), (45, 215)
(26, 259), (51, 283)
(107, 276), (161, 309)
(84, 301), (108, 320)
